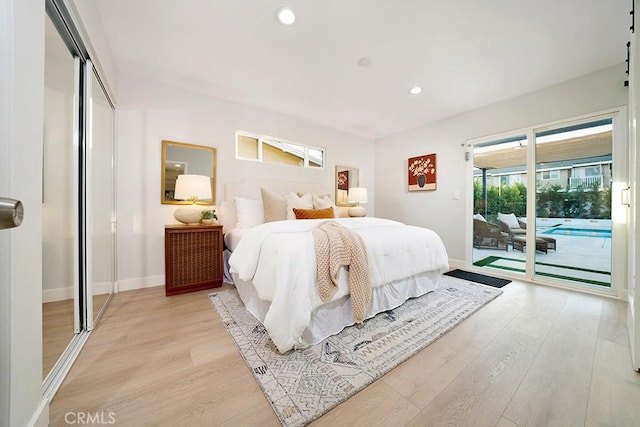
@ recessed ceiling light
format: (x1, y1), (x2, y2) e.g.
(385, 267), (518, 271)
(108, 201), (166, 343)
(357, 57), (373, 68)
(275, 6), (296, 25)
(408, 86), (423, 95)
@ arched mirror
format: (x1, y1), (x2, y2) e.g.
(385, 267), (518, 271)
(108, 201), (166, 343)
(161, 140), (217, 204)
(335, 166), (359, 206)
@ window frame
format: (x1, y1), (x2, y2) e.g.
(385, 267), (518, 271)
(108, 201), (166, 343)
(235, 130), (325, 169)
(540, 169), (560, 180)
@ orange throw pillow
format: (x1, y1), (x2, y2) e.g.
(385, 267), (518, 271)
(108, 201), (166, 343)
(293, 207), (335, 220)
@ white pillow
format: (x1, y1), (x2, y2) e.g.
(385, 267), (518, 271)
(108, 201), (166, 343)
(285, 192), (313, 220)
(261, 187), (287, 222)
(312, 194), (333, 209)
(497, 212), (520, 229)
(473, 214), (486, 222)
(313, 194), (341, 218)
(234, 197), (264, 228)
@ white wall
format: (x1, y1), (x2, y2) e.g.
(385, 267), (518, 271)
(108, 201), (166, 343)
(375, 64), (627, 265)
(0, 0), (13, 421)
(0, 0), (48, 425)
(116, 74), (375, 289)
(67, 0), (118, 102)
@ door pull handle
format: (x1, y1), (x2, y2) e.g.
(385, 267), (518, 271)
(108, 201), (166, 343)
(0, 198), (24, 229)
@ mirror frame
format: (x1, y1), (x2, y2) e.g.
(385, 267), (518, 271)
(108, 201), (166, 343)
(335, 165), (359, 206)
(161, 140), (217, 205)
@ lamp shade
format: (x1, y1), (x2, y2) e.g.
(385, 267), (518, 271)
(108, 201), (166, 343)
(347, 187), (367, 217)
(174, 174), (212, 201)
(173, 174), (212, 225)
(347, 187), (368, 204)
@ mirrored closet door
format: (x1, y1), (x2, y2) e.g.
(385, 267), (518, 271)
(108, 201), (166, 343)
(42, 13), (79, 381)
(42, 0), (115, 396)
(87, 65), (115, 328)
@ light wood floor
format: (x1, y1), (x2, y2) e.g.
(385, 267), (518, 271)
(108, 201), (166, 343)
(43, 294), (111, 380)
(49, 280), (640, 426)
(42, 299), (75, 380)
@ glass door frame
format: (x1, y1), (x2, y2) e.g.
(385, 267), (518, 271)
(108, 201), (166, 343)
(467, 107), (627, 299)
(84, 59), (117, 331)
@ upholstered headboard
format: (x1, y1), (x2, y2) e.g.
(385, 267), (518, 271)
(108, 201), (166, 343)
(220, 179), (337, 232)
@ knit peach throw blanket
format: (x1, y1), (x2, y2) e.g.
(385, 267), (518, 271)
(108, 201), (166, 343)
(312, 221), (371, 322)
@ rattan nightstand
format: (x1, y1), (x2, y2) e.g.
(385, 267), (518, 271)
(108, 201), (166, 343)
(164, 224), (223, 296)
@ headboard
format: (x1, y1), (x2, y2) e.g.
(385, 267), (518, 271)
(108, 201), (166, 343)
(219, 179), (334, 232)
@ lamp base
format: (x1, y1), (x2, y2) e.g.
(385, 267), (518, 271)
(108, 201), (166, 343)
(348, 206), (366, 217)
(174, 204), (204, 225)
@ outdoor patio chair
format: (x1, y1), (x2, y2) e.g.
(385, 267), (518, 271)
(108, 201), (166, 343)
(473, 218), (509, 251)
(497, 212), (527, 242)
(512, 235), (548, 254)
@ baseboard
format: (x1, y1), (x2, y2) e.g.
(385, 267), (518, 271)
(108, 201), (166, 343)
(27, 397), (49, 427)
(43, 277), (164, 301)
(92, 281), (113, 296)
(42, 287), (73, 303)
(447, 258), (465, 270)
(116, 275), (164, 293)
(43, 282), (115, 303)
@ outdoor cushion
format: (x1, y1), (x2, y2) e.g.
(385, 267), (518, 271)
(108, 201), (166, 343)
(498, 212), (520, 229)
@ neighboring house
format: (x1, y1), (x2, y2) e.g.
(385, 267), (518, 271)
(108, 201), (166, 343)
(474, 156), (613, 192)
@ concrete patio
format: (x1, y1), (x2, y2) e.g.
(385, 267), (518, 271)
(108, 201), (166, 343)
(472, 219), (612, 287)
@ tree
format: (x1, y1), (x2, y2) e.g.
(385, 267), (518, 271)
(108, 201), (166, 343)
(587, 180), (602, 219)
(479, 180), (611, 221)
(536, 184), (550, 218)
(473, 179), (484, 214)
(536, 184), (564, 218)
(565, 185), (589, 218)
(499, 182), (526, 217)
(547, 185), (564, 218)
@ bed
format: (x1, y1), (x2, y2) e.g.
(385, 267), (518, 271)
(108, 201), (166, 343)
(220, 180), (450, 353)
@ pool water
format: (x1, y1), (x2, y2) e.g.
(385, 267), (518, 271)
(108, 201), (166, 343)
(543, 227), (611, 238)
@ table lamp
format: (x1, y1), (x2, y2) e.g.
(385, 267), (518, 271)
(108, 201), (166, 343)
(173, 174), (212, 224)
(348, 187), (368, 217)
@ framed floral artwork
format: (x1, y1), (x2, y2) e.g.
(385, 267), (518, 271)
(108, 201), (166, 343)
(337, 170), (349, 191)
(408, 153), (437, 191)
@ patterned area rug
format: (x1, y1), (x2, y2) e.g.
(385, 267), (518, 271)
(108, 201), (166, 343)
(209, 275), (502, 426)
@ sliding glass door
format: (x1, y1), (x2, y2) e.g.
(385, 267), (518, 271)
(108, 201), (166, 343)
(472, 135), (527, 275)
(471, 112), (625, 293)
(534, 119), (613, 287)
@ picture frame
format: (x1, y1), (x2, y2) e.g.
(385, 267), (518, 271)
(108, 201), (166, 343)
(408, 153), (437, 191)
(335, 166), (358, 206)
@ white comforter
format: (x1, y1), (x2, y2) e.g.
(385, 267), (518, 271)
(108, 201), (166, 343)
(229, 217), (449, 352)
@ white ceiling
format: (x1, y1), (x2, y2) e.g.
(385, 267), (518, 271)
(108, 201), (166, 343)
(94, 0), (629, 140)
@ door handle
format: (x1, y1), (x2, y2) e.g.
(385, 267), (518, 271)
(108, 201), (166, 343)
(0, 198), (24, 229)
(622, 186), (631, 207)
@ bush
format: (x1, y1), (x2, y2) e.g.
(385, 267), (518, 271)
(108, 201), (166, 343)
(475, 181), (611, 221)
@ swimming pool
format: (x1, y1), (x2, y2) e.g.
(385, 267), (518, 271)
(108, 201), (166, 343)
(543, 227), (611, 238)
